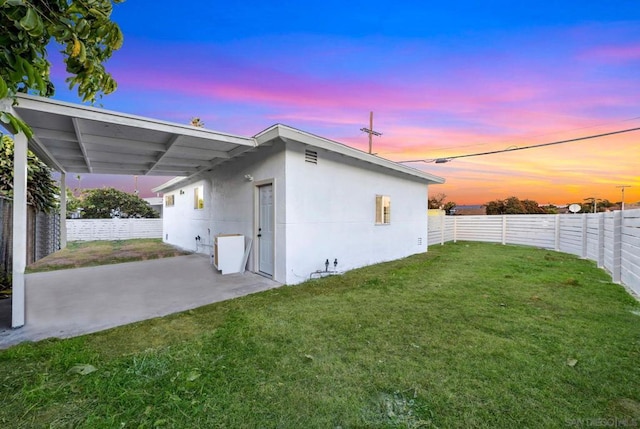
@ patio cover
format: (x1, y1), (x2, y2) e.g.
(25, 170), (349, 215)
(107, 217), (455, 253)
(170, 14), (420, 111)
(0, 94), (257, 329)
(6, 94), (257, 176)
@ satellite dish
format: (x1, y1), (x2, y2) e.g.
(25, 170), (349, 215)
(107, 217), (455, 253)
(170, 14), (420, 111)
(568, 203), (581, 213)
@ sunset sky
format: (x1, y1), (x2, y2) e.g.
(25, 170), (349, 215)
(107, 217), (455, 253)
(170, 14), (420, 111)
(48, 1), (640, 205)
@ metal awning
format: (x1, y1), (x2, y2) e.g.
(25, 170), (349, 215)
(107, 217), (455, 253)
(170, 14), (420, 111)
(7, 94), (256, 176)
(0, 94), (257, 330)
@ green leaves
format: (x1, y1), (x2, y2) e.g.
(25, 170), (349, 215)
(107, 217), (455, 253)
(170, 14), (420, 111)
(0, 0), (124, 110)
(18, 7), (44, 37)
(74, 188), (160, 219)
(0, 134), (58, 212)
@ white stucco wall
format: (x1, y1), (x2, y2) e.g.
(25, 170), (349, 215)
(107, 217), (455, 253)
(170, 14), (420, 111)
(283, 141), (429, 284)
(160, 139), (432, 285)
(208, 144), (287, 282)
(161, 179), (212, 252)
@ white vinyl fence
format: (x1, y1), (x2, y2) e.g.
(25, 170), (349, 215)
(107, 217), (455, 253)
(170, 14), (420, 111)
(428, 209), (640, 297)
(67, 219), (163, 241)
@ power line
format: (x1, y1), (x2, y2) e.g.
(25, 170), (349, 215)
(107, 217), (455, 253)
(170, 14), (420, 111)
(377, 115), (640, 156)
(399, 126), (640, 164)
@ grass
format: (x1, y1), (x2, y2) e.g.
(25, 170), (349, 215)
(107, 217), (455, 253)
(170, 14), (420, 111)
(26, 239), (191, 273)
(2, 242), (639, 428)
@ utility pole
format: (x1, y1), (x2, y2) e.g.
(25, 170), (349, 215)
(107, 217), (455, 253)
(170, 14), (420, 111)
(360, 111), (382, 154)
(616, 185), (631, 210)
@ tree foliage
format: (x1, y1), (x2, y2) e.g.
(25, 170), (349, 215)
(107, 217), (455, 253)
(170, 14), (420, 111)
(0, 134), (59, 212)
(0, 0), (124, 136)
(484, 196), (547, 215)
(428, 192), (457, 214)
(74, 187), (159, 219)
(577, 199), (616, 214)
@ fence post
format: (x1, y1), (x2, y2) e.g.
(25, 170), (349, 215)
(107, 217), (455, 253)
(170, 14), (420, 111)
(501, 215), (506, 245)
(612, 211), (622, 284)
(440, 213), (445, 245)
(597, 213), (605, 268)
(581, 214), (588, 258)
(554, 214), (560, 251)
(453, 217), (458, 243)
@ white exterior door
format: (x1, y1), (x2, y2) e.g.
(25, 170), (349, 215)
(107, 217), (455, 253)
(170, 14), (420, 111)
(258, 184), (274, 276)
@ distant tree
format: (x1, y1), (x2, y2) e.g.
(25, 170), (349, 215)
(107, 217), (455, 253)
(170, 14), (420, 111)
(503, 196), (525, 214)
(428, 192), (457, 215)
(522, 199), (546, 214)
(65, 188), (83, 218)
(580, 198), (616, 213)
(443, 201), (457, 215)
(428, 192), (447, 209)
(484, 196), (546, 215)
(75, 188), (159, 219)
(0, 0), (124, 136)
(0, 134), (58, 212)
(484, 199), (505, 215)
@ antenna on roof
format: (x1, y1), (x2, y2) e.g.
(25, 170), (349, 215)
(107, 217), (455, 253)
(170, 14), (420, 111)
(360, 111), (382, 154)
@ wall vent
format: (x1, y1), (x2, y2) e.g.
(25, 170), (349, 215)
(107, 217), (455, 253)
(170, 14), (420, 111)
(418, 237), (422, 245)
(305, 149), (318, 164)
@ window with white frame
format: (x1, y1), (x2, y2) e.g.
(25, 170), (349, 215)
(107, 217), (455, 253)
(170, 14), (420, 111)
(165, 194), (175, 207)
(194, 186), (204, 209)
(375, 195), (391, 224)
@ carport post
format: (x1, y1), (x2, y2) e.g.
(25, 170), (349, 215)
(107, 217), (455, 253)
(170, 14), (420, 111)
(60, 172), (67, 248)
(12, 131), (28, 328)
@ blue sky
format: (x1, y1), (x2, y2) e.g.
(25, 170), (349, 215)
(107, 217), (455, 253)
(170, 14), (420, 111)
(50, 1), (640, 204)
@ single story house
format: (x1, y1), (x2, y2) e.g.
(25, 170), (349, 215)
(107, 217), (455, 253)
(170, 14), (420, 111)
(155, 124), (445, 284)
(1, 94), (443, 328)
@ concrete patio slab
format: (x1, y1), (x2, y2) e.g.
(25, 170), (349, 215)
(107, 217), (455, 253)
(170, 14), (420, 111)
(0, 254), (281, 348)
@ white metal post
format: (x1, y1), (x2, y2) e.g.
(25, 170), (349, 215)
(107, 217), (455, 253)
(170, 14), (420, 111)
(453, 217), (458, 243)
(597, 214), (605, 268)
(12, 131), (28, 328)
(554, 214), (560, 252)
(581, 214), (588, 258)
(60, 172), (67, 248)
(611, 210), (622, 284)
(501, 215), (506, 245)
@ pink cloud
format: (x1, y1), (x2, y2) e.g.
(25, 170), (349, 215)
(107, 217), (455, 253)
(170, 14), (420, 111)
(581, 44), (640, 62)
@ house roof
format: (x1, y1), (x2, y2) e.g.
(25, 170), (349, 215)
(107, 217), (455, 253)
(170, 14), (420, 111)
(0, 95), (444, 188)
(155, 124), (445, 192)
(1, 94), (256, 176)
(258, 124), (445, 185)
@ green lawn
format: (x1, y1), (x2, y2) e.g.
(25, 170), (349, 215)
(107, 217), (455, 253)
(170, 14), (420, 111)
(2, 242), (639, 428)
(26, 238), (190, 273)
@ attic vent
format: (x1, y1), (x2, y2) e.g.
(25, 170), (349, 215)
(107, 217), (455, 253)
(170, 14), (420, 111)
(305, 149), (318, 164)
